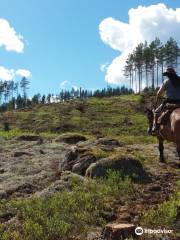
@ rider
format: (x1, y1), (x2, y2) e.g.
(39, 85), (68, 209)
(152, 67), (180, 135)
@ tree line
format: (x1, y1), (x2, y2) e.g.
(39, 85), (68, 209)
(0, 77), (29, 104)
(0, 83), (133, 112)
(124, 37), (180, 93)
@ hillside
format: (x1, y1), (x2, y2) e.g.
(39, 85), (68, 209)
(0, 95), (153, 144)
(0, 95), (179, 240)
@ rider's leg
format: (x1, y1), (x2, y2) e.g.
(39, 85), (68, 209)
(152, 104), (163, 134)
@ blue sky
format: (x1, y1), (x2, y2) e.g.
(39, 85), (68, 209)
(0, 0), (179, 96)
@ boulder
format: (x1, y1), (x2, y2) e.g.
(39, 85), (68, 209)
(58, 146), (78, 172)
(55, 134), (87, 144)
(72, 154), (97, 175)
(60, 170), (85, 183)
(102, 223), (136, 240)
(85, 155), (150, 182)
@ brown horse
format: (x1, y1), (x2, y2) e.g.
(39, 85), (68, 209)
(146, 107), (180, 162)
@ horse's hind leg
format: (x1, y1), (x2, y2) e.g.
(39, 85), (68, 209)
(176, 146), (180, 157)
(174, 135), (180, 158)
(158, 138), (165, 162)
(177, 149), (180, 157)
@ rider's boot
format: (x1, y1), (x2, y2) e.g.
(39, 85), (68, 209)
(151, 113), (160, 136)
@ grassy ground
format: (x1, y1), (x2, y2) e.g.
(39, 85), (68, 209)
(0, 94), (156, 144)
(0, 94), (179, 239)
(0, 171), (134, 240)
(140, 181), (180, 239)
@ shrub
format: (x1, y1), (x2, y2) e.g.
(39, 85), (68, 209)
(0, 171), (134, 240)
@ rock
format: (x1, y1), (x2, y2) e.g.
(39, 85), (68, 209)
(85, 155), (150, 182)
(72, 154), (97, 175)
(60, 171), (85, 183)
(16, 135), (43, 142)
(102, 223), (135, 240)
(55, 134), (87, 144)
(0, 190), (7, 199)
(58, 146), (78, 172)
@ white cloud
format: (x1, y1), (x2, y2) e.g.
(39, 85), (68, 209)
(99, 3), (180, 85)
(60, 80), (69, 87)
(0, 67), (15, 81)
(60, 80), (78, 90)
(16, 69), (31, 78)
(100, 62), (109, 72)
(0, 19), (24, 53)
(0, 67), (31, 81)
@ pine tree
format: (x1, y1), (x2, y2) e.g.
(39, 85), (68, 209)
(20, 77), (30, 103)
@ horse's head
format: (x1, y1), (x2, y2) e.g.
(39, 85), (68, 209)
(145, 107), (154, 135)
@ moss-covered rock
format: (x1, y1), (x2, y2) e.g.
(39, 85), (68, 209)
(86, 155), (150, 182)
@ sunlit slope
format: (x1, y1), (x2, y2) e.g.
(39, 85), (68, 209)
(0, 95), (154, 143)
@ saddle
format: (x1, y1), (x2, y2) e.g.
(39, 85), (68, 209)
(157, 103), (180, 125)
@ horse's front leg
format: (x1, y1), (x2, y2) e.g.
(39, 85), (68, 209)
(158, 138), (165, 162)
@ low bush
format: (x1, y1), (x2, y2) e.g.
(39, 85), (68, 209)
(0, 171), (135, 240)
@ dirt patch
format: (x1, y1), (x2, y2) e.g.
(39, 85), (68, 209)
(55, 134), (87, 144)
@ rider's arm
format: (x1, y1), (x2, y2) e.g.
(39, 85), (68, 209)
(157, 84), (165, 97)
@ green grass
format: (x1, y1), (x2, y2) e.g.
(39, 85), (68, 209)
(0, 171), (135, 240)
(0, 95), (152, 144)
(117, 135), (157, 145)
(0, 128), (25, 139)
(140, 182), (180, 238)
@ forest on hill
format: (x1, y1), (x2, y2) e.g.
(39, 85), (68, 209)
(124, 37), (180, 92)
